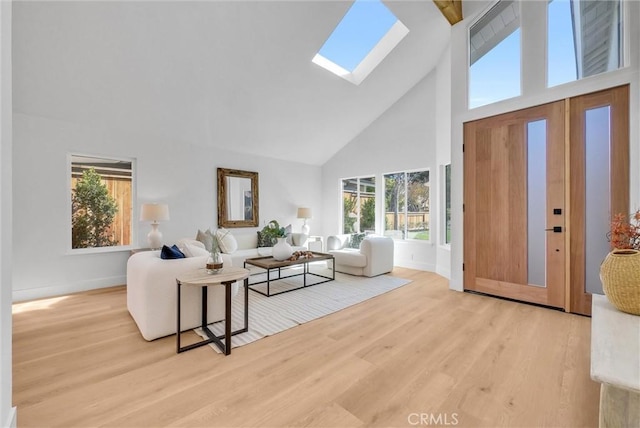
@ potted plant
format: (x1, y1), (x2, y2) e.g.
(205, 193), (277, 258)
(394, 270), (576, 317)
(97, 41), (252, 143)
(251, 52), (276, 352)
(261, 220), (292, 260)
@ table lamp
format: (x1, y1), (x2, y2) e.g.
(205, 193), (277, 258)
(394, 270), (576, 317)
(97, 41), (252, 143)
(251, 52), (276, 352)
(140, 203), (169, 249)
(297, 207), (312, 235)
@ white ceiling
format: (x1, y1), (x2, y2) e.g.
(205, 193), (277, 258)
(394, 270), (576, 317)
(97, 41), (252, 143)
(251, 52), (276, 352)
(13, 1), (451, 166)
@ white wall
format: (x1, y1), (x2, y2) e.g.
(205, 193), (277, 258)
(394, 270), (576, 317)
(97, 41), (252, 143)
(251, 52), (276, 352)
(12, 113), (322, 301)
(1, 1), (16, 426)
(321, 70), (440, 272)
(449, 0), (640, 292)
(435, 45), (452, 279)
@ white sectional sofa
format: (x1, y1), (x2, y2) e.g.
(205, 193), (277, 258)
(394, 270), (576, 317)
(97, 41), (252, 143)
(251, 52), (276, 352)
(326, 234), (394, 277)
(127, 249), (235, 341)
(126, 232), (308, 340)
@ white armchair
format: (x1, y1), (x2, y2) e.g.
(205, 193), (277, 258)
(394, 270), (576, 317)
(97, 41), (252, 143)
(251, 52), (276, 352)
(327, 234), (394, 277)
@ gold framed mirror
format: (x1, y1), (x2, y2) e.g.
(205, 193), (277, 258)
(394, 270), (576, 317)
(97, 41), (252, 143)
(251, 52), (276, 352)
(217, 168), (259, 228)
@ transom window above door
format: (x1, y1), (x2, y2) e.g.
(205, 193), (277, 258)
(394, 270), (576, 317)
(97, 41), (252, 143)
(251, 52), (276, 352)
(468, 0), (625, 109)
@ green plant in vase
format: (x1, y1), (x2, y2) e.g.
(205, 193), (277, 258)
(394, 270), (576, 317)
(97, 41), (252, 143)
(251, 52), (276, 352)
(261, 220), (286, 246)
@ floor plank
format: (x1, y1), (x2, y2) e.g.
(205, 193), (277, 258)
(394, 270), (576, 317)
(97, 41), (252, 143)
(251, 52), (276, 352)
(12, 268), (599, 427)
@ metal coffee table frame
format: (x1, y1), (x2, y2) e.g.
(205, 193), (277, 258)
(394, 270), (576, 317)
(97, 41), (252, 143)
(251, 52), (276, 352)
(244, 252), (335, 297)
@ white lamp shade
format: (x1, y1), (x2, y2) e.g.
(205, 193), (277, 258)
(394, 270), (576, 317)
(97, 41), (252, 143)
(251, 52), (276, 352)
(297, 207), (312, 219)
(140, 203), (170, 222)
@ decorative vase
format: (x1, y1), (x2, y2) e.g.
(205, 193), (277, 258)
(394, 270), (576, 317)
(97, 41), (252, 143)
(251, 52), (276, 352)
(600, 249), (640, 315)
(272, 237), (293, 261)
(206, 251), (224, 274)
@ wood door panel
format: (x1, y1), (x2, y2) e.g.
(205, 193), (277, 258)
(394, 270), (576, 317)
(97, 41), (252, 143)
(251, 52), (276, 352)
(463, 122), (477, 289)
(473, 127), (492, 280)
(475, 278), (549, 305)
(569, 85), (629, 315)
(464, 101), (565, 308)
(507, 123), (527, 285)
(472, 125), (527, 284)
(546, 101), (566, 306)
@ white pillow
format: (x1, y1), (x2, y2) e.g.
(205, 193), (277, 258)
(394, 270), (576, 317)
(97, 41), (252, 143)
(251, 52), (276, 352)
(182, 242), (209, 258)
(177, 238), (207, 257)
(293, 233), (308, 247)
(216, 228), (238, 254)
(177, 238), (205, 250)
(195, 229), (215, 252)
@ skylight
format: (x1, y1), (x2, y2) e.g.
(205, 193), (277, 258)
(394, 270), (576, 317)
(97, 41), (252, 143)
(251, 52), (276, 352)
(313, 0), (409, 85)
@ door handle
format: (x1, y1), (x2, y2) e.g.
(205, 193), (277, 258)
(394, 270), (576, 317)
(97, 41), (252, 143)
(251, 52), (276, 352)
(545, 226), (563, 233)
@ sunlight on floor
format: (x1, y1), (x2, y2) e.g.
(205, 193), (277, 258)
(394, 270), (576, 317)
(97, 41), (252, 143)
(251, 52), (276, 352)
(12, 296), (70, 314)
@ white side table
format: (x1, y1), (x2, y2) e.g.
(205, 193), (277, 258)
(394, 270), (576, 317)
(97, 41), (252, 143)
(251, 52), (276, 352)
(176, 266), (250, 355)
(591, 294), (640, 427)
(308, 235), (324, 252)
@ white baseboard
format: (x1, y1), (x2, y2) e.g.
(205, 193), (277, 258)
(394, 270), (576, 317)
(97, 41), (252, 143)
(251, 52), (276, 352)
(4, 406), (17, 428)
(436, 265), (451, 280)
(394, 260), (436, 272)
(13, 275), (126, 302)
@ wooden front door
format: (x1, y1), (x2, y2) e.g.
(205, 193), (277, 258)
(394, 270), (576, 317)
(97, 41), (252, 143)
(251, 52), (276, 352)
(463, 86), (630, 313)
(464, 101), (566, 308)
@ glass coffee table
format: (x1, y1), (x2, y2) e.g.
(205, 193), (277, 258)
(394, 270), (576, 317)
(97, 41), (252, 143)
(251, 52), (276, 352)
(244, 252), (335, 297)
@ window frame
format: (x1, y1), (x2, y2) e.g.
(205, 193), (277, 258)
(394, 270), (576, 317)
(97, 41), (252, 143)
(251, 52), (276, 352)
(383, 168), (431, 243)
(440, 164), (452, 248)
(67, 153), (137, 255)
(340, 175), (376, 234)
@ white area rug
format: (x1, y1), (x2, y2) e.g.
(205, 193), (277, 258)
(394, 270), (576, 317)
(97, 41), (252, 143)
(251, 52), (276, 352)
(195, 266), (411, 353)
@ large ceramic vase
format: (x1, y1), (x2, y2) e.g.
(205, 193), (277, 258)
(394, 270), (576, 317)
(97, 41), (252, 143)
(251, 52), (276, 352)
(600, 249), (640, 315)
(272, 237), (293, 261)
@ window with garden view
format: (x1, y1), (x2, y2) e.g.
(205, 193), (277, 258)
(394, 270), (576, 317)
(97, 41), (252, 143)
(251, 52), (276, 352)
(384, 170), (430, 240)
(71, 155), (133, 250)
(342, 177), (376, 234)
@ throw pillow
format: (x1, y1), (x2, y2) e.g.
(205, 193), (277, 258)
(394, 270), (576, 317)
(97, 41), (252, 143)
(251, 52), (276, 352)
(284, 224), (293, 245)
(195, 229), (215, 252)
(257, 231), (276, 247)
(183, 242), (209, 258)
(292, 233), (308, 247)
(216, 228), (238, 254)
(176, 238), (205, 257)
(348, 233), (366, 249)
(160, 244), (186, 259)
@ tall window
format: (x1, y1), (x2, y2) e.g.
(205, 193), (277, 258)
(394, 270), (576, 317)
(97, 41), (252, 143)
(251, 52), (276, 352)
(342, 177), (376, 234)
(548, 0), (622, 87)
(469, 0), (521, 109)
(442, 164), (451, 245)
(384, 170), (430, 241)
(70, 154), (134, 250)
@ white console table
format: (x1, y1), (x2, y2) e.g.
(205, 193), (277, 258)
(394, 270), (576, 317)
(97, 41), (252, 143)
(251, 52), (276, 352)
(591, 294), (640, 427)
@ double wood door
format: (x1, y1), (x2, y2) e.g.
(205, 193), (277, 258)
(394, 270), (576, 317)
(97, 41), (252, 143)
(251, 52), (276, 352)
(464, 86), (629, 315)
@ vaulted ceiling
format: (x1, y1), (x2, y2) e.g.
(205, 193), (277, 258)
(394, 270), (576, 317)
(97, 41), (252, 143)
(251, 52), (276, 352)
(13, 1), (451, 165)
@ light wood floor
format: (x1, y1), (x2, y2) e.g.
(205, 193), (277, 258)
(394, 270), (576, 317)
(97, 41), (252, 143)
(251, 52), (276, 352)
(13, 268), (599, 427)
